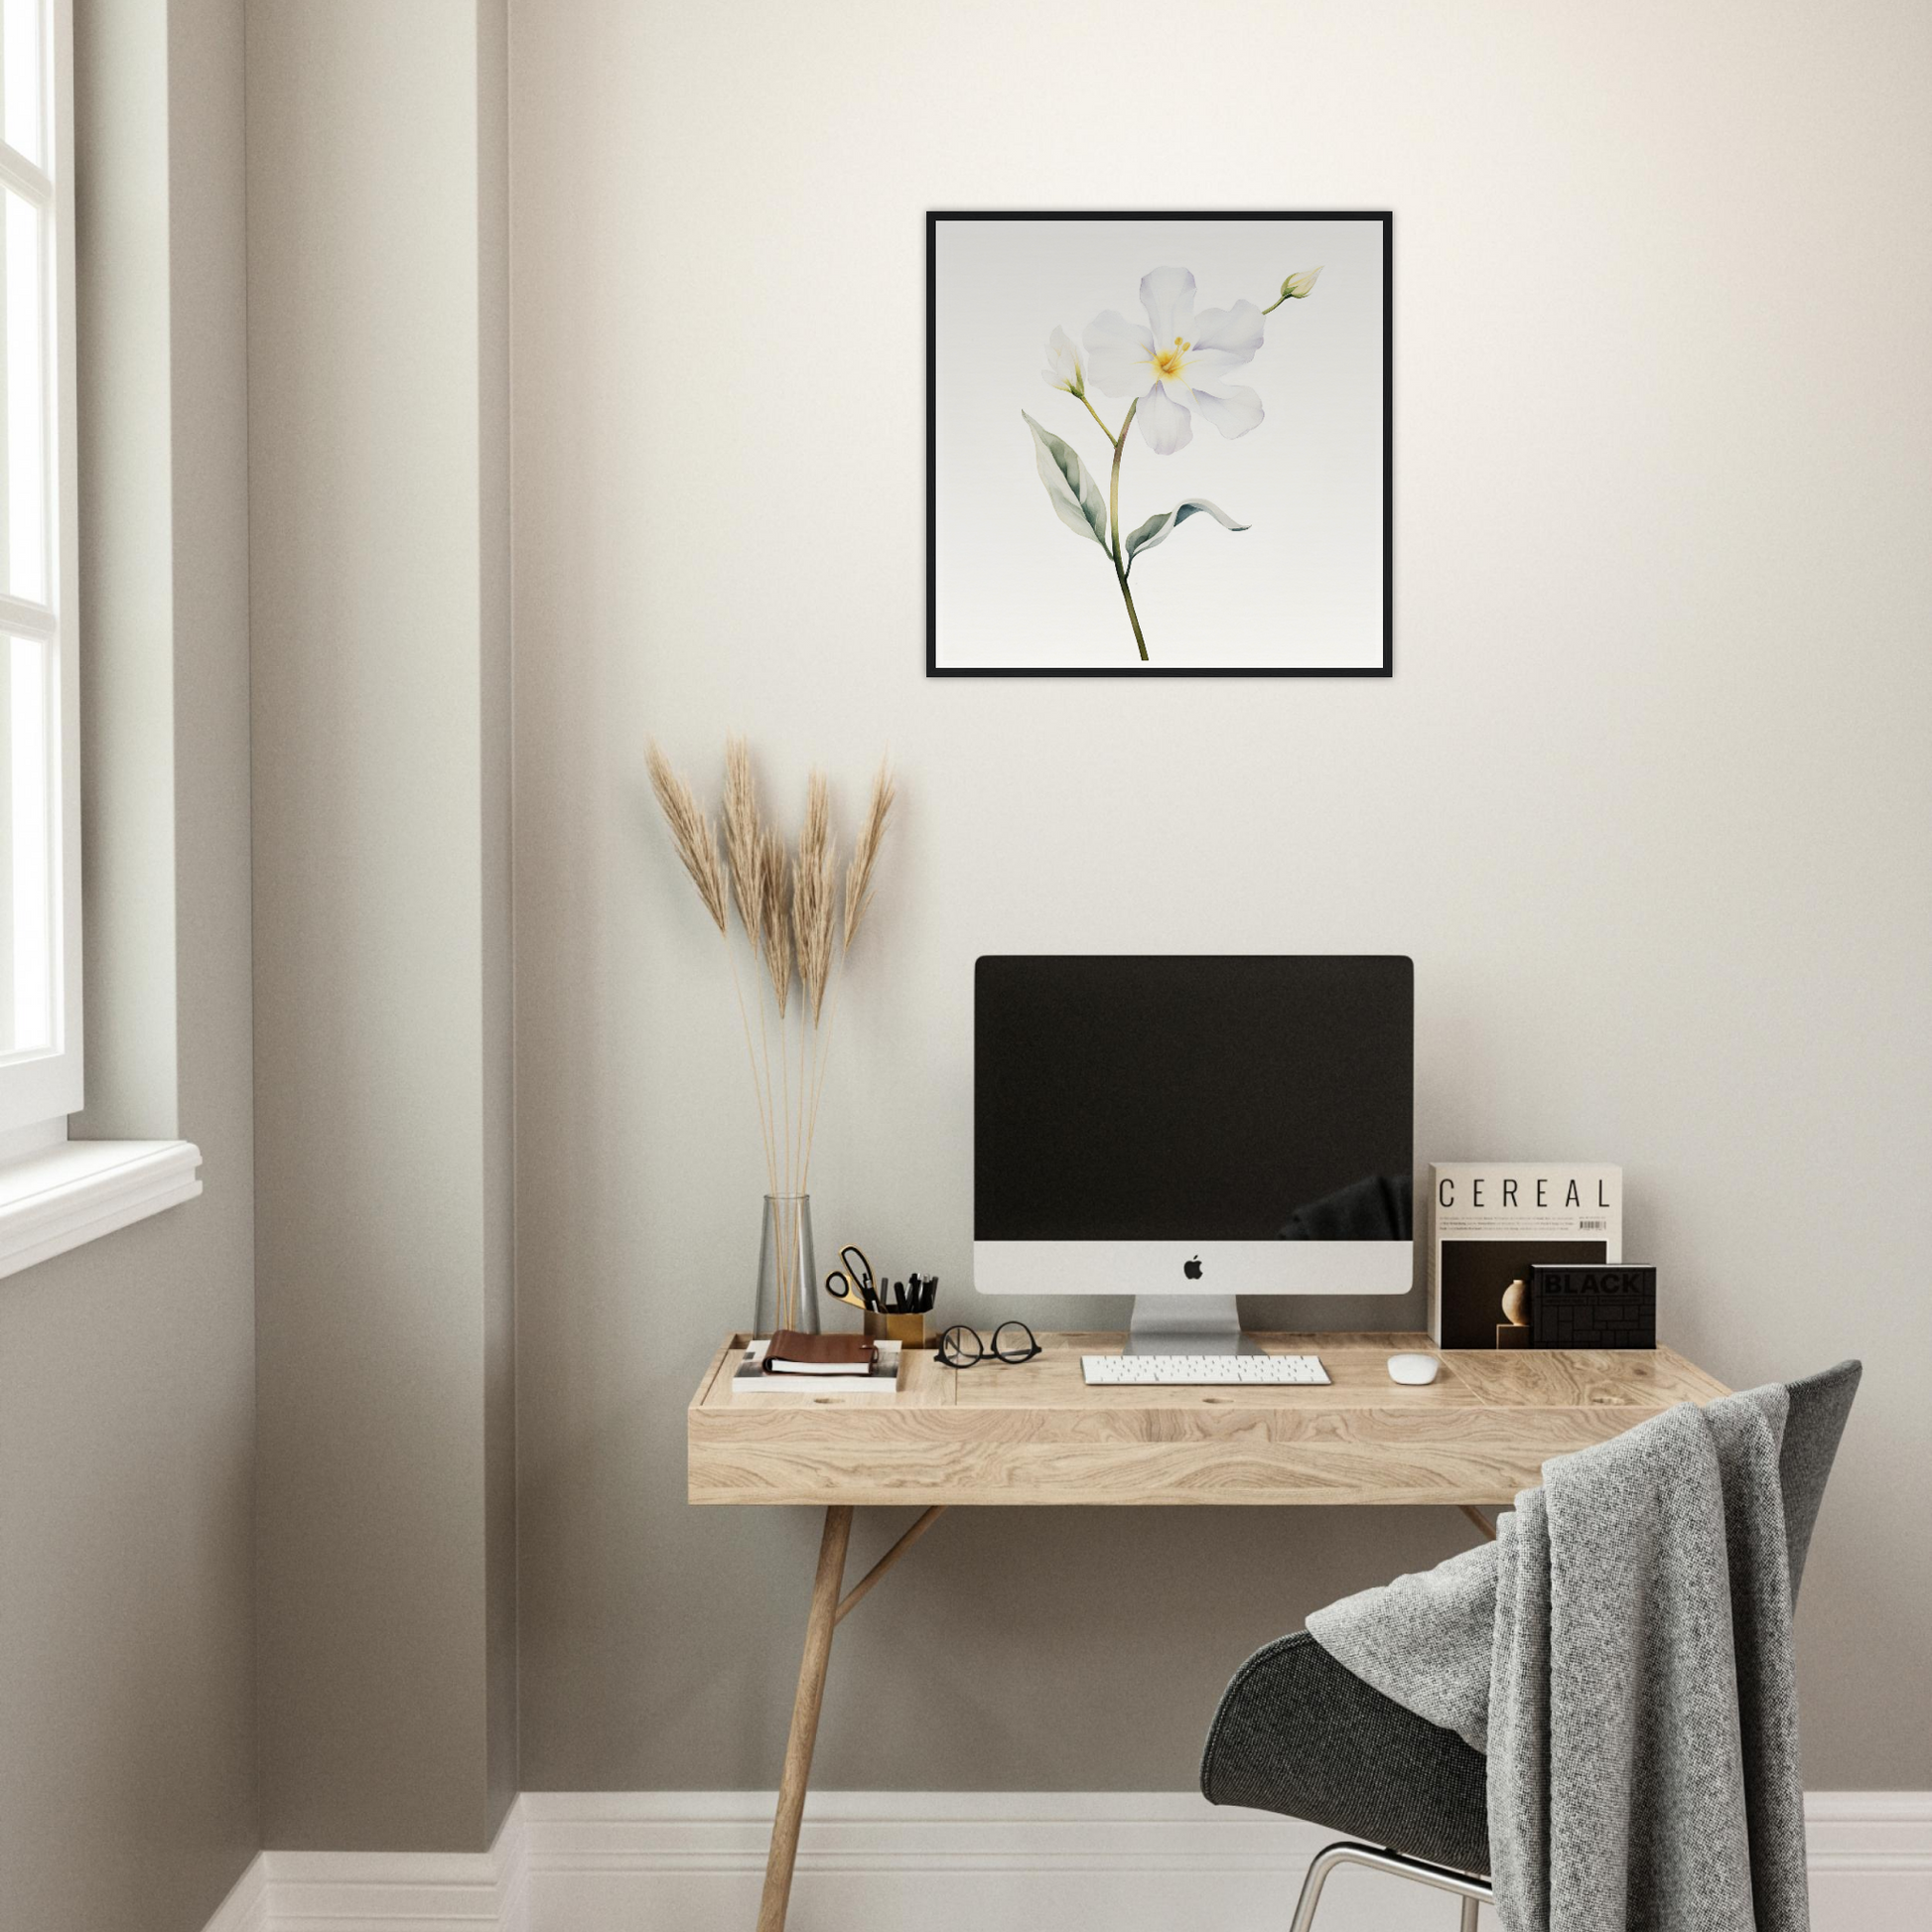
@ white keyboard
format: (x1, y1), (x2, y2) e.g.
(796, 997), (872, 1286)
(1081, 1352), (1329, 1386)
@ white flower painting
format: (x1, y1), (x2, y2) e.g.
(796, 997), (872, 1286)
(1027, 261), (1318, 659)
(1082, 264), (1278, 455)
(929, 213), (1390, 676)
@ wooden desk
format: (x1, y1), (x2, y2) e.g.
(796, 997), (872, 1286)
(688, 1330), (1728, 1931)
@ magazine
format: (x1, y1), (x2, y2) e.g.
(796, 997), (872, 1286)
(1428, 1164), (1621, 1349)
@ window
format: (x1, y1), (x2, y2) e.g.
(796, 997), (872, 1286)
(0, 0), (200, 1272)
(0, 0), (75, 1143)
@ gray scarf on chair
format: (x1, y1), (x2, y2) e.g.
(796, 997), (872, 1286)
(1307, 1387), (1808, 1932)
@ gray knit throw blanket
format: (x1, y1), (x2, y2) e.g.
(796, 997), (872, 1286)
(1307, 1388), (1809, 1932)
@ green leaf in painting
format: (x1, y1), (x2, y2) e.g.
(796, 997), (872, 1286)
(1022, 411), (1109, 550)
(1123, 497), (1249, 574)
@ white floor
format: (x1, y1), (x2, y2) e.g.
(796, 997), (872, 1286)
(205, 1790), (1932, 1932)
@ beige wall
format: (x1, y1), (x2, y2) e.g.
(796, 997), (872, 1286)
(477, 0), (519, 1844)
(510, 0), (1932, 1794)
(0, 1), (259, 1928)
(248, 0), (515, 1853)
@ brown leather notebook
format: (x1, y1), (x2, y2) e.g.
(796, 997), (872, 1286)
(763, 1329), (878, 1374)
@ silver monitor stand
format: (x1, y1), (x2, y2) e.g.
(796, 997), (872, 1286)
(1124, 1294), (1259, 1356)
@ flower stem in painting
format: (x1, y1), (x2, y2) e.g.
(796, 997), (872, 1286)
(1076, 392), (1118, 445)
(1107, 400), (1148, 661)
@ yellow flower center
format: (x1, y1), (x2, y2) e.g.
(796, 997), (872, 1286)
(1153, 336), (1191, 379)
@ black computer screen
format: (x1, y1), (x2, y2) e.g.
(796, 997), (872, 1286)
(974, 956), (1414, 1241)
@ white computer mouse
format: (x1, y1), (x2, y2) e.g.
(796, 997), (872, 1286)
(1387, 1352), (1442, 1386)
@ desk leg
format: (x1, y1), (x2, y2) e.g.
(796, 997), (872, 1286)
(757, 1504), (853, 1932)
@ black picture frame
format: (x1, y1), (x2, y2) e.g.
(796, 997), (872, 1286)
(926, 209), (1393, 679)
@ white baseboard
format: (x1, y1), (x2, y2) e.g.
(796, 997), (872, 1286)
(201, 1789), (1932, 1932)
(201, 1809), (527, 1932)
(202, 1852), (268, 1932)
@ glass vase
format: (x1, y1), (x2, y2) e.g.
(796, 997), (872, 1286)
(754, 1193), (818, 1338)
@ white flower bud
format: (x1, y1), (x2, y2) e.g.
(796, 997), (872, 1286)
(1041, 325), (1087, 397)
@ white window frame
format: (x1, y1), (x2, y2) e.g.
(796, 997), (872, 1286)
(0, 0), (79, 1141)
(0, 0), (200, 1278)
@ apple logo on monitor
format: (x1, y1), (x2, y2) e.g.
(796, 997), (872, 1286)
(1183, 1255), (1203, 1280)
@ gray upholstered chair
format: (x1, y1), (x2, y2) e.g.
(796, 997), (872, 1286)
(1199, 1361), (1862, 1930)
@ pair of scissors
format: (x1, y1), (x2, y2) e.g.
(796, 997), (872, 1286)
(824, 1244), (878, 1312)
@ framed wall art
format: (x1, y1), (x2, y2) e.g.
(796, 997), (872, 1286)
(927, 210), (1391, 677)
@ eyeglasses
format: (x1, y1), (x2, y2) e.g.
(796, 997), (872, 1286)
(936, 1320), (1040, 1368)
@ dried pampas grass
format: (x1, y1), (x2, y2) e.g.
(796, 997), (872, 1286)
(759, 827), (793, 1018)
(722, 736), (764, 939)
(844, 759), (896, 949)
(793, 773), (836, 1025)
(645, 742), (727, 935)
(645, 736), (896, 1247)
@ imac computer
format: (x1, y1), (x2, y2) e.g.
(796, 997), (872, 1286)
(973, 955), (1414, 1354)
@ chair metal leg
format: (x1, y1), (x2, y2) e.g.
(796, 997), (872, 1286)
(1288, 1841), (1493, 1932)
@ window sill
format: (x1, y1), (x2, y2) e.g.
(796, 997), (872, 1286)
(0, 1139), (204, 1282)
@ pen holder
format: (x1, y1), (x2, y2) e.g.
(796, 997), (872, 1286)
(866, 1310), (927, 1348)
